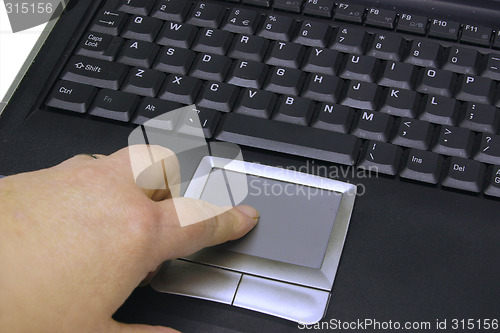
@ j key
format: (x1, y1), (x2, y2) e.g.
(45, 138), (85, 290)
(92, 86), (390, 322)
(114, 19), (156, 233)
(392, 118), (433, 150)
(258, 14), (295, 41)
(91, 10), (127, 36)
(121, 15), (162, 42)
(189, 53), (232, 81)
(400, 149), (443, 184)
(151, 0), (189, 21)
(265, 41), (305, 68)
(46, 80), (97, 113)
(366, 33), (405, 61)
(301, 73), (343, 103)
(416, 68), (456, 97)
(475, 133), (500, 164)
(338, 54), (379, 82)
(216, 113), (362, 165)
(301, 47), (341, 76)
(62, 55), (128, 90)
(122, 67), (166, 97)
(227, 34), (269, 62)
(132, 98), (182, 129)
(429, 19), (460, 41)
(153, 46), (195, 75)
(377, 61), (417, 90)
(76, 32), (123, 61)
(406, 40), (443, 68)
(117, 0), (155, 15)
(176, 107), (222, 138)
(358, 141), (402, 176)
(461, 24), (492, 46)
(89, 89), (139, 122)
(459, 102), (500, 134)
(380, 88), (420, 118)
(192, 28), (233, 55)
(330, 27), (369, 54)
(222, 8), (259, 35)
(272, 0), (302, 12)
(482, 54), (500, 81)
(186, 2), (225, 28)
(117, 39), (159, 67)
(442, 157), (485, 193)
(341, 80), (381, 111)
(156, 21), (198, 48)
(303, 0), (334, 18)
(159, 74), (202, 104)
(419, 95), (460, 126)
(227, 60), (268, 89)
(311, 103), (354, 133)
(484, 165), (500, 197)
(196, 81), (239, 113)
(433, 126), (474, 158)
(455, 75), (495, 104)
(442, 46), (480, 75)
(293, 20), (333, 47)
(234, 89), (277, 118)
(334, 3), (365, 24)
(365, 8), (396, 29)
(272, 95), (315, 126)
(352, 111), (393, 141)
(264, 67), (305, 95)
(396, 13), (428, 35)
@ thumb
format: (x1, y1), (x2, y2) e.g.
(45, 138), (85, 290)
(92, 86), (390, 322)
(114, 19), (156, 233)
(111, 322), (181, 333)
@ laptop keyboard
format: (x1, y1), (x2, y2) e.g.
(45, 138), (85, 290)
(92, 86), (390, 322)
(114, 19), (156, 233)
(44, 0), (500, 197)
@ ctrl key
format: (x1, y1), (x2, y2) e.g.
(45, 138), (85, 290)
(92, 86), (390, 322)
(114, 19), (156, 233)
(442, 157), (485, 193)
(46, 80), (97, 113)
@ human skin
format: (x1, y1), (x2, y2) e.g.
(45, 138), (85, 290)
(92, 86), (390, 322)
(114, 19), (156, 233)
(0, 146), (259, 332)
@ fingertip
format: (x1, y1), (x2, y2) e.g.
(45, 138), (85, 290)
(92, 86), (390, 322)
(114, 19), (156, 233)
(235, 205), (260, 221)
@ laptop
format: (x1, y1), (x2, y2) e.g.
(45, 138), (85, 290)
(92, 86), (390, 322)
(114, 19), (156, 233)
(1, 0), (500, 331)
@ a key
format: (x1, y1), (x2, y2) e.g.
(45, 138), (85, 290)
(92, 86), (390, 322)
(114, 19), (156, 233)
(122, 67), (166, 97)
(189, 53), (232, 81)
(455, 75), (495, 105)
(196, 81), (239, 113)
(341, 80), (381, 111)
(380, 88), (420, 118)
(459, 102), (500, 134)
(153, 46), (195, 75)
(121, 15), (162, 42)
(301, 47), (341, 76)
(311, 103), (354, 134)
(365, 8), (396, 29)
(334, 3), (365, 24)
(151, 0), (190, 21)
(483, 54), (500, 81)
(117, 0), (155, 15)
(132, 98), (182, 129)
(433, 126), (474, 158)
(226, 60), (268, 89)
(396, 13), (427, 35)
(416, 68), (456, 97)
(392, 118), (433, 150)
(442, 157), (485, 193)
(272, 95), (315, 126)
(338, 54), (379, 82)
(460, 24), (492, 46)
(216, 113), (362, 165)
(475, 133), (500, 164)
(227, 34), (269, 62)
(429, 19), (460, 41)
(117, 39), (159, 67)
(442, 46), (481, 75)
(406, 40), (443, 68)
(358, 141), (402, 176)
(366, 33), (405, 61)
(186, 2), (225, 28)
(272, 0), (302, 13)
(234, 89), (277, 118)
(400, 149), (443, 184)
(45, 80), (97, 113)
(264, 67), (305, 95)
(91, 10), (128, 36)
(301, 73), (343, 104)
(377, 61), (417, 90)
(258, 14), (295, 41)
(156, 21), (198, 48)
(352, 111), (393, 141)
(419, 95), (460, 126)
(484, 165), (500, 197)
(76, 32), (123, 61)
(62, 55), (128, 90)
(158, 74), (202, 104)
(192, 28), (234, 55)
(222, 8), (259, 35)
(330, 27), (369, 54)
(293, 20), (333, 47)
(303, 0), (334, 18)
(177, 107), (222, 138)
(89, 89), (140, 122)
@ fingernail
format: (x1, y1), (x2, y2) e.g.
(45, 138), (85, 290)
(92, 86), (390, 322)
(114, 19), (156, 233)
(236, 205), (260, 221)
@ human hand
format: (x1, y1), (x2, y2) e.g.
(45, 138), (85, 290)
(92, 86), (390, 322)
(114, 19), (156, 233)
(0, 146), (259, 332)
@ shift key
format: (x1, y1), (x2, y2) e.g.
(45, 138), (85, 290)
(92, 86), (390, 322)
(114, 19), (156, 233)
(62, 55), (128, 89)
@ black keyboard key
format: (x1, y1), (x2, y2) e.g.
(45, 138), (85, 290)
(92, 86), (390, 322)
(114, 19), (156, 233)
(242, 0), (271, 7)
(265, 41), (305, 68)
(117, 39), (159, 67)
(392, 118), (433, 150)
(189, 53), (231, 81)
(459, 102), (500, 134)
(433, 126), (474, 158)
(442, 157), (485, 193)
(264, 67), (305, 95)
(429, 19), (460, 41)
(258, 14), (295, 41)
(62, 55), (128, 90)
(177, 107), (222, 138)
(76, 32), (123, 61)
(122, 67), (166, 97)
(196, 81), (239, 112)
(192, 28), (233, 55)
(153, 46), (195, 75)
(272, 95), (315, 126)
(311, 103), (354, 134)
(377, 61), (417, 90)
(416, 68), (456, 97)
(121, 15), (162, 42)
(234, 89), (277, 118)
(132, 98), (182, 129)
(303, 0), (334, 18)
(400, 149), (443, 184)
(366, 33), (405, 61)
(159, 74), (202, 104)
(484, 165), (500, 197)
(396, 13), (427, 35)
(186, 2), (225, 28)
(117, 0), (155, 15)
(365, 8), (396, 29)
(352, 111), (393, 141)
(228, 34), (269, 62)
(455, 75), (495, 104)
(272, 0), (302, 13)
(380, 88), (420, 118)
(460, 24), (492, 47)
(294, 20), (333, 48)
(483, 54), (500, 81)
(330, 27), (369, 54)
(89, 89), (140, 122)
(91, 10), (128, 36)
(475, 133), (500, 164)
(419, 95), (460, 126)
(494, 31), (500, 49)
(334, 3), (365, 24)
(442, 46), (480, 75)
(156, 21), (198, 48)
(46, 80), (97, 113)
(227, 60), (268, 89)
(406, 40), (443, 68)
(151, 0), (189, 21)
(222, 8), (259, 35)
(301, 73), (343, 104)
(301, 47), (341, 76)
(341, 80), (381, 111)
(358, 141), (402, 176)
(216, 113), (362, 165)
(338, 54), (379, 82)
